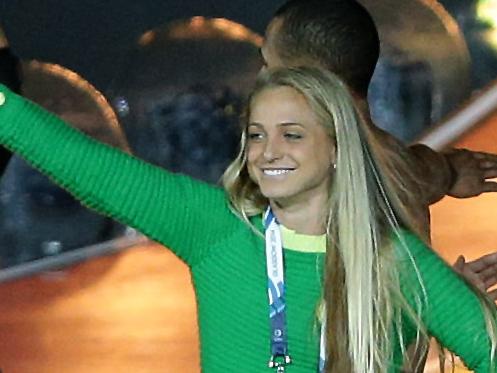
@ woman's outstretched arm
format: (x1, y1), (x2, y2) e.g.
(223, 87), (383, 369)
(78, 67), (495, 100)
(398, 231), (497, 373)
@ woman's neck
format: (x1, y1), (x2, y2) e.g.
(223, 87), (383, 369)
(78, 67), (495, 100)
(269, 196), (328, 235)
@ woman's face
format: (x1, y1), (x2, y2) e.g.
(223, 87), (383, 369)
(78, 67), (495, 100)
(246, 86), (335, 206)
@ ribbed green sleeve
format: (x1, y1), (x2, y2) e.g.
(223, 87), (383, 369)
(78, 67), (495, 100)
(397, 231), (496, 373)
(0, 85), (240, 266)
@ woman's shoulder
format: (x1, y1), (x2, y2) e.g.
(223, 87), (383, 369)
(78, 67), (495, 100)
(390, 228), (431, 260)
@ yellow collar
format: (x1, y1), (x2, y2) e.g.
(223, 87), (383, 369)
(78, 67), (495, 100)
(280, 224), (326, 253)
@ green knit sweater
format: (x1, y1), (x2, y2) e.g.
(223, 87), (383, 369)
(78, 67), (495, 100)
(0, 86), (494, 372)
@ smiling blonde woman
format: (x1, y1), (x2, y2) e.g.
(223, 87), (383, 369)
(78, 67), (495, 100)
(0, 67), (495, 373)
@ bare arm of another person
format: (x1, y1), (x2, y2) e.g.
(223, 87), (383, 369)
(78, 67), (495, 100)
(370, 122), (497, 204)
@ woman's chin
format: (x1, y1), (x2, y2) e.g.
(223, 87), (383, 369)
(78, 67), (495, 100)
(259, 188), (289, 201)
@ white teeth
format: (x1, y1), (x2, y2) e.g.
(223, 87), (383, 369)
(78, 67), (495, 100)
(263, 169), (293, 176)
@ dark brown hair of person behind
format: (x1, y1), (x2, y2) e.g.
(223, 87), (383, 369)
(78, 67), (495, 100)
(273, 0), (380, 98)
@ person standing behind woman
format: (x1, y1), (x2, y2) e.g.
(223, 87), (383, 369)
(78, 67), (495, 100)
(263, 0), (497, 305)
(0, 67), (495, 372)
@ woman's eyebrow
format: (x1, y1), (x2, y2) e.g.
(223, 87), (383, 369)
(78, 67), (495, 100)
(247, 122), (263, 128)
(247, 122), (305, 128)
(279, 122), (305, 128)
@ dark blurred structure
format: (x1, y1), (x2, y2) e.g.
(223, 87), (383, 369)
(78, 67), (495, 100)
(362, 0), (472, 141)
(440, 0), (497, 90)
(109, 17), (261, 182)
(0, 0), (277, 93)
(369, 57), (433, 141)
(0, 61), (129, 268)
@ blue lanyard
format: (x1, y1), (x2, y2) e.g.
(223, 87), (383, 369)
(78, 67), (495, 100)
(263, 207), (326, 372)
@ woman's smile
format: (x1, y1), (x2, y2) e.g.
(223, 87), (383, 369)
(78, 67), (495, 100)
(261, 168), (296, 176)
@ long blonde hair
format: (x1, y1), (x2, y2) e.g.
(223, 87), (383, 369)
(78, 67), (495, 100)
(222, 66), (496, 372)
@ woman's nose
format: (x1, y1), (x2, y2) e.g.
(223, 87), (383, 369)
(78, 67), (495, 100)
(263, 137), (282, 161)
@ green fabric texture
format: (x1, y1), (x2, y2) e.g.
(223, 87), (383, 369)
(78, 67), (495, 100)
(0, 85), (494, 372)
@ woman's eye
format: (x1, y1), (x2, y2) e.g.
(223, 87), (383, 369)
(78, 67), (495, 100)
(284, 132), (303, 140)
(248, 132), (264, 141)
